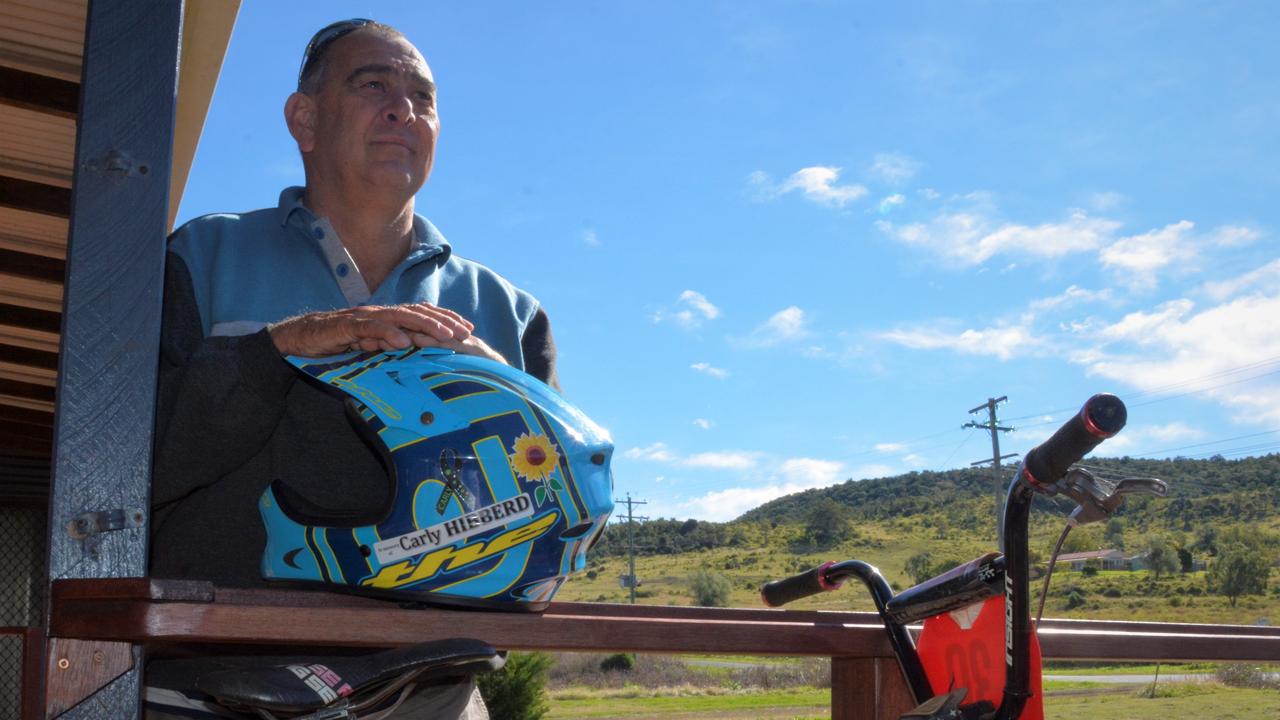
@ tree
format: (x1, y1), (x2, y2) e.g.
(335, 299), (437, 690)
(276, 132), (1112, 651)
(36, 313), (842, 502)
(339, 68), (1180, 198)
(689, 568), (732, 607)
(477, 651), (552, 720)
(1194, 523), (1218, 556)
(1206, 543), (1271, 607)
(904, 552), (934, 585)
(1103, 518), (1125, 550)
(802, 498), (852, 549)
(1143, 536), (1179, 580)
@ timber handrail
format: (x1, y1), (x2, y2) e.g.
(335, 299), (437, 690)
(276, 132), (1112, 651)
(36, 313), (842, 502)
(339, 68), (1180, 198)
(44, 578), (1280, 720)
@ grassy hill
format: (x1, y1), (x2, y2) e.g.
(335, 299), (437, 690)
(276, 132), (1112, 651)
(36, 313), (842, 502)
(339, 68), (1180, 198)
(559, 454), (1280, 623)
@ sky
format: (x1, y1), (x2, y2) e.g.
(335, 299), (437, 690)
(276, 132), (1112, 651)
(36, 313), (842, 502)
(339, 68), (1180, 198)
(179, 2), (1280, 522)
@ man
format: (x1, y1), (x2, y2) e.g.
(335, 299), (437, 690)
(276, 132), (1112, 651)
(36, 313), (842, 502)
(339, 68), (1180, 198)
(147, 20), (551, 718)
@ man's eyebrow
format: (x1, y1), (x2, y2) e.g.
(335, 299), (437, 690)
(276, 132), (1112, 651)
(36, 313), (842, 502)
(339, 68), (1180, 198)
(346, 64), (436, 94)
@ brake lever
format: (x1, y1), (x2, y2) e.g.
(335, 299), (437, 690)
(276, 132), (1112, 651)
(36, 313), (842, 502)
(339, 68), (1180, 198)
(1059, 468), (1167, 526)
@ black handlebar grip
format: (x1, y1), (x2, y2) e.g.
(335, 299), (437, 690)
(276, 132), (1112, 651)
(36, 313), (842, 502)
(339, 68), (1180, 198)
(1023, 393), (1126, 488)
(761, 561), (841, 607)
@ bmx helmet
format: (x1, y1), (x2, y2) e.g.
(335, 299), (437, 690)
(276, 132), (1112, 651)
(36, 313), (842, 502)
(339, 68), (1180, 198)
(258, 348), (614, 611)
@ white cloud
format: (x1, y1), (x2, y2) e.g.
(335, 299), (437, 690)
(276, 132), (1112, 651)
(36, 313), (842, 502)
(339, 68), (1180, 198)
(677, 484), (809, 522)
(691, 362), (729, 379)
(778, 166), (868, 207)
(879, 209), (1120, 267)
(869, 153), (920, 185)
(1099, 222), (1258, 290)
(735, 306), (810, 348)
(683, 451), (760, 470)
(878, 194), (906, 215)
(902, 454), (927, 467)
(1028, 285), (1114, 313)
(1202, 259), (1280, 301)
(622, 442), (677, 462)
(624, 442), (760, 470)
(672, 457), (849, 520)
(1080, 293), (1280, 424)
(692, 418), (713, 430)
(582, 229), (600, 247)
(778, 457), (846, 485)
(1210, 225), (1261, 248)
(653, 289), (720, 328)
(919, 188), (941, 200)
(879, 324), (1038, 360)
(875, 442), (907, 453)
(679, 290), (720, 320)
(1099, 221), (1197, 288)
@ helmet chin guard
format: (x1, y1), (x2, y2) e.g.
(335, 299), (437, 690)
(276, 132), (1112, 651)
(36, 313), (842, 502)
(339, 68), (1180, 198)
(260, 348), (614, 611)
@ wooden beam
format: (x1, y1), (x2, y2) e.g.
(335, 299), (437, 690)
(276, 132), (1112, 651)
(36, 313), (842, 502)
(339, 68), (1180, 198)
(43, 0), (185, 716)
(0, 304), (60, 335)
(0, 248), (65, 284)
(0, 65), (79, 119)
(168, 0), (241, 230)
(0, 177), (71, 217)
(47, 579), (1280, 663)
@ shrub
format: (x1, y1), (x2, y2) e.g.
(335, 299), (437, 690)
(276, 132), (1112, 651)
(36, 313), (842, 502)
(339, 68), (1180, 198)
(477, 651), (552, 720)
(599, 653), (636, 673)
(689, 568), (732, 607)
(1216, 664), (1280, 689)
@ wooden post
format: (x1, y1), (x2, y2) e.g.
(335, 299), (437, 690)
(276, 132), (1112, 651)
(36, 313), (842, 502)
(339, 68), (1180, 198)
(832, 657), (915, 720)
(43, 0), (184, 717)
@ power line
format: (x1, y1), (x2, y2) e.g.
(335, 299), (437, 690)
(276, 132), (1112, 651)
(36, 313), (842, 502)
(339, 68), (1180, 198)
(1126, 428), (1280, 458)
(963, 396), (1018, 520)
(614, 493), (647, 603)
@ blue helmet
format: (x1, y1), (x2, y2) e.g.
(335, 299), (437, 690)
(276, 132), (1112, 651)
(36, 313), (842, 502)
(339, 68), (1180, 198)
(259, 348), (614, 610)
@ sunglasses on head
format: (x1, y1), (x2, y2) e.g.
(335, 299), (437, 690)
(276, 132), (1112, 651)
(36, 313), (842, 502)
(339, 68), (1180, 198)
(298, 18), (375, 87)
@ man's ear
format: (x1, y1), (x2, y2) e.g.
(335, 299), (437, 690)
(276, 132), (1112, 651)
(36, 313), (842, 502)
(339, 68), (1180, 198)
(284, 92), (317, 153)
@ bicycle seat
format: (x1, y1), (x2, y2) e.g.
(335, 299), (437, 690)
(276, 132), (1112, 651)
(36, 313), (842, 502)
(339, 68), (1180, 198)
(196, 638), (503, 714)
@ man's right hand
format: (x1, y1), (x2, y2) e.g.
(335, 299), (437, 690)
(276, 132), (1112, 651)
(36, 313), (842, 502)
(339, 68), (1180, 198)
(268, 304), (474, 357)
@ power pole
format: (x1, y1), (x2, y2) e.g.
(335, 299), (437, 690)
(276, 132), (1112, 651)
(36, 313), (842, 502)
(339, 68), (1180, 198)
(615, 493), (647, 604)
(964, 396), (1018, 520)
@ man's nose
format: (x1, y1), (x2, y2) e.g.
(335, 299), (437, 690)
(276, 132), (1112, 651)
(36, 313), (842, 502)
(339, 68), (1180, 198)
(383, 93), (415, 125)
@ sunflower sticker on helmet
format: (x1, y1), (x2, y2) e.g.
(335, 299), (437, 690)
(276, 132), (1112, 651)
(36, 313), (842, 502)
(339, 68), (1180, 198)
(258, 348), (614, 611)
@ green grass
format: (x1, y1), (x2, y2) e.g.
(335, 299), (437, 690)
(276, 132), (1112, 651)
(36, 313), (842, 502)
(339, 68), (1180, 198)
(1044, 684), (1280, 718)
(548, 686), (828, 719)
(545, 683), (1280, 719)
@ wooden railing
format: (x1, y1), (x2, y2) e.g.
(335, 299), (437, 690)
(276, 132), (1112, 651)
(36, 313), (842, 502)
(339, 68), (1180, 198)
(37, 578), (1280, 719)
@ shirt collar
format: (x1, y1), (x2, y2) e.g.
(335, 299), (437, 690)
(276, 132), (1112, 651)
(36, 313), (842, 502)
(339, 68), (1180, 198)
(276, 185), (452, 264)
(276, 186), (312, 226)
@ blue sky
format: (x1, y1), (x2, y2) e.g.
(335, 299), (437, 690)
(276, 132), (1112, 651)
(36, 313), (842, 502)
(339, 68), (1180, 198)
(180, 2), (1280, 521)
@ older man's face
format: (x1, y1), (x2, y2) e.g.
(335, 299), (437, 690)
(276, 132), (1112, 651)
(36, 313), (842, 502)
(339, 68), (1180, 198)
(308, 31), (438, 195)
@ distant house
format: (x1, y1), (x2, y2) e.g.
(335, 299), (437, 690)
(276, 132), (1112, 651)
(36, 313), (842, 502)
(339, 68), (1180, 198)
(1055, 549), (1133, 571)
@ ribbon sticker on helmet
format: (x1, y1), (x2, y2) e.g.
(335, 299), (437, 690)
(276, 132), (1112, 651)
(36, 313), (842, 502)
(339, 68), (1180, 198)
(434, 448), (473, 514)
(510, 432), (562, 506)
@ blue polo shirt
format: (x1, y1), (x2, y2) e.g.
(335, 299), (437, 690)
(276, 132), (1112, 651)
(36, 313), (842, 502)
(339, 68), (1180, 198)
(168, 187), (539, 371)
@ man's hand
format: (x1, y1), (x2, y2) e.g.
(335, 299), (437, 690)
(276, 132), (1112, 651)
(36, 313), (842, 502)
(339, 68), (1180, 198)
(269, 304), (475, 357)
(416, 333), (509, 366)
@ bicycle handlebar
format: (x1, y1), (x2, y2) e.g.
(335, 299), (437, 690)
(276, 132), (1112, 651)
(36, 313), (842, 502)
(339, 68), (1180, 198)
(1022, 393), (1126, 489)
(760, 561), (841, 607)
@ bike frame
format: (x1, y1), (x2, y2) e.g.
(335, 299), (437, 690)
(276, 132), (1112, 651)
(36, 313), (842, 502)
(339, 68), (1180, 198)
(763, 394), (1131, 720)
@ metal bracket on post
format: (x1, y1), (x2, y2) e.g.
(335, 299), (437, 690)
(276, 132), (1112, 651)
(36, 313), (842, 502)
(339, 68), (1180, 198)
(66, 509), (145, 558)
